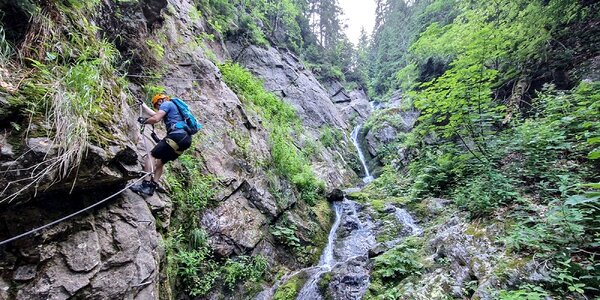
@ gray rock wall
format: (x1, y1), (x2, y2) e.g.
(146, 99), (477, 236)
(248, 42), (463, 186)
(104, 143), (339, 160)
(0, 0), (370, 299)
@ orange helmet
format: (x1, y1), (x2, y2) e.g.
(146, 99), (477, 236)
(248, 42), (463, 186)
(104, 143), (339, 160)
(151, 94), (170, 108)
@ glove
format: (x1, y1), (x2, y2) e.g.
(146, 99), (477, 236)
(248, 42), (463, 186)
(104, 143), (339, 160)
(137, 117), (147, 124)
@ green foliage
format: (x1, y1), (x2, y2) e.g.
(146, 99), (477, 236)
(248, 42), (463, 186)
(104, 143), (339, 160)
(273, 274), (307, 300)
(166, 226), (268, 297)
(145, 39), (165, 59)
(271, 224), (301, 248)
(166, 151), (218, 215)
(499, 285), (549, 300)
(453, 168), (518, 216)
(372, 238), (423, 281)
(222, 256), (268, 290)
(4, 4), (129, 199)
(367, 237), (424, 299)
(408, 145), (469, 198)
(219, 62), (324, 205)
(0, 27), (14, 64)
(164, 152), (270, 297)
(320, 126), (343, 149)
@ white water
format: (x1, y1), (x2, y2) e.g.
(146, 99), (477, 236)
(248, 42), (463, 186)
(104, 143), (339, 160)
(319, 202), (344, 266)
(295, 202), (345, 300)
(257, 123), (422, 300)
(351, 126), (374, 183)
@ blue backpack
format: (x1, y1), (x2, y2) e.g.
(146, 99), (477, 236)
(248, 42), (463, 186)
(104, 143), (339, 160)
(171, 98), (202, 135)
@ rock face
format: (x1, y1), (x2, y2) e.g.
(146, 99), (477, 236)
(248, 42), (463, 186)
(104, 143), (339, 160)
(396, 214), (552, 300)
(325, 81), (372, 125)
(362, 90), (419, 171)
(0, 191), (162, 300)
(227, 44), (359, 187)
(0, 0), (369, 299)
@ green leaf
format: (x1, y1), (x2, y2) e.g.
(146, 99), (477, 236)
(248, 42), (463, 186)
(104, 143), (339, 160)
(566, 194), (600, 206)
(588, 150), (600, 160)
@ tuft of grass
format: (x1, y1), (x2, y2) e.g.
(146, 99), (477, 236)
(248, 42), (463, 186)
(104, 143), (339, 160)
(219, 62), (325, 206)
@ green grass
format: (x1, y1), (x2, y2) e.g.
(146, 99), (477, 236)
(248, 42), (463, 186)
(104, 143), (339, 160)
(219, 62), (325, 206)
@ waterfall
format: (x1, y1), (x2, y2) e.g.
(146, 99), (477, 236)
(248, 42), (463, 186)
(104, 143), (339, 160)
(350, 125), (374, 183)
(257, 124), (423, 300)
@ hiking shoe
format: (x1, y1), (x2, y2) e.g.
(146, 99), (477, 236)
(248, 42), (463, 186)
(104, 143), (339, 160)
(130, 180), (157, 196)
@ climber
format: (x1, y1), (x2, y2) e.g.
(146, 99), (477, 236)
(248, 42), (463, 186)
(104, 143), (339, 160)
(130, 94), (193, 196)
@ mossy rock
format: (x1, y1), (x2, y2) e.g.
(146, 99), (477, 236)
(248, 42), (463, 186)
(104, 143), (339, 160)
(273, 272), (309, 300)
(346, 191), (370, 203)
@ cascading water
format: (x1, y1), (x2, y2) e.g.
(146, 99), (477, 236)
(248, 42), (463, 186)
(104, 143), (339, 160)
(257, 123), (422, 300)
(351, 126), (374, 183)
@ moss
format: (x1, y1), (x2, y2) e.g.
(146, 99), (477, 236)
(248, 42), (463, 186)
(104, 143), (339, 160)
(376, 216), (403, 243)
(273, 273), (308, 300)
(317, 272), (333, 299)
(493, 256), (533, 279)
(311, 200), (333, 230)
(465, 224), (487, 239)
(371, 199), (386, 212)
(346, 191), (370, 203)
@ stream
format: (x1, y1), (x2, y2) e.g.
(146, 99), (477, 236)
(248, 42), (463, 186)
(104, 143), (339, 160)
(256, 125), (421, 300)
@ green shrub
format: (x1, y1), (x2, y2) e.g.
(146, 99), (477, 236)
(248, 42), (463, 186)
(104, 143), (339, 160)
(271, 224), (301, 248)
(273, 274), (307, 300)
(166, 151), (218, 215)
(320, 125), (343, 149)
(372, 237), (424, 283)
(498, 285), (548, 300)
(222, 256), (268, 290)
(453, 169), (518, 216)
(409, 145), (469, 198)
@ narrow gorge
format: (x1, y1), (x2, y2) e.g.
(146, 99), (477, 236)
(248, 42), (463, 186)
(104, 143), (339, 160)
(0, 0), (598, 300)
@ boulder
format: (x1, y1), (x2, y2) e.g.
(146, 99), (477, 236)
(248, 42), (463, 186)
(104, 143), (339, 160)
(326, 188), (345, 202)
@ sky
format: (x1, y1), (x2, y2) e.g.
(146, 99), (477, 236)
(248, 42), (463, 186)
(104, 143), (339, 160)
(338, 0), (377, 45)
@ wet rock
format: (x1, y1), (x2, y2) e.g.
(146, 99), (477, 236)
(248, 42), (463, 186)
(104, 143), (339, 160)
(327, 256), (371, 300)
(424, 198), (451, 215)
(141, 0), (167, 27)
(368, 243), (387, 258)
(0, 138), (13, 159)
(326, 188), (345, 202)
(26, 137), (56, 157)
(0, 277), (9, 299)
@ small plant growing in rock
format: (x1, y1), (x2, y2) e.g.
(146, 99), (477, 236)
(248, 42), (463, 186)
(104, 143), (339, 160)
(271, 224), (301, 248)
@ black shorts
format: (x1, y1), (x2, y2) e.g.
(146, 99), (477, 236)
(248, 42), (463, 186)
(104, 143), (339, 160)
(151, 131), (192, 163)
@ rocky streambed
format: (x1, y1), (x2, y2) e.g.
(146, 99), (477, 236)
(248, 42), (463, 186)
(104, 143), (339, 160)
(256, 125), (423, 300)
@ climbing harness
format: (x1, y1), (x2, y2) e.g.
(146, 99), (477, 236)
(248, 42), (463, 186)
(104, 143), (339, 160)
(164, 138), (183, 155)
(0, 173), (151, 247)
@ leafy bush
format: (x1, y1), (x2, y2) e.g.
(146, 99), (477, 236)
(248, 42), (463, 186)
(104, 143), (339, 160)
(271, 224), (301, 248)
(408, 145), (469, 198)
(222, 256), (268, 290)
(166, 151), (218, 215)
(372, 237), (424, 282)
(453, 169), (518, 216)
(273, 274), (307, 300)
(499, 285), (549, 300)
(320, 125), (343, 149)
